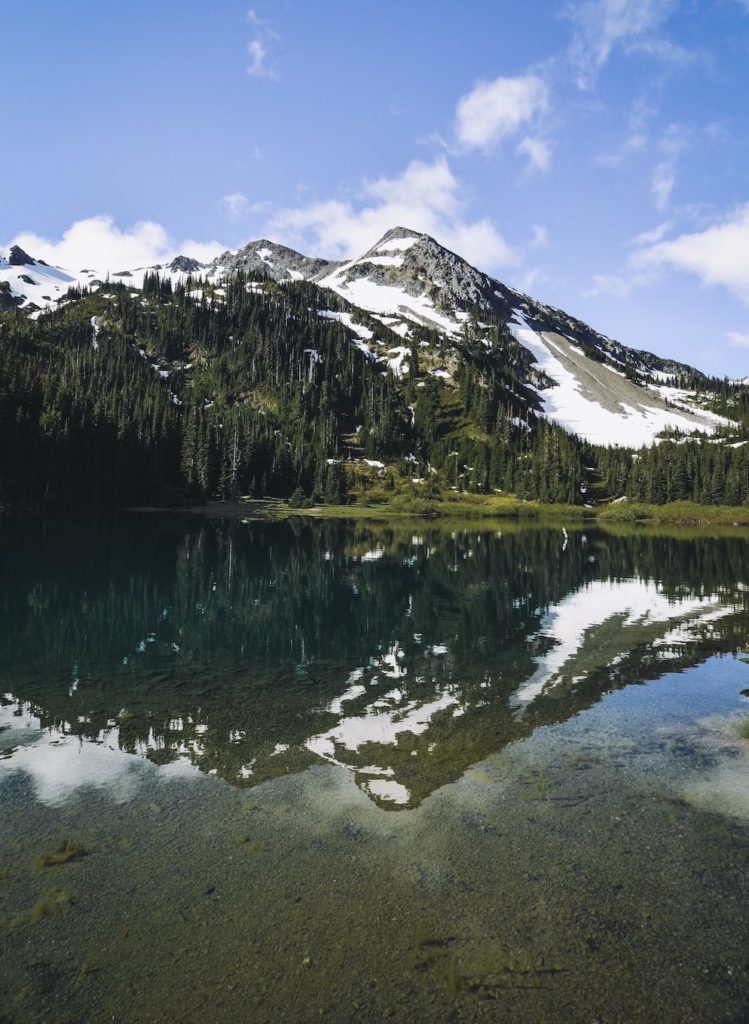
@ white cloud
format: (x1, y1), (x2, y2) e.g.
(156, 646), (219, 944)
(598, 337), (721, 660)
(567, 0), (676, 88)
(529, 224), (550, 250)
(517, 136), (552, 172)
(454, 75), (548, 150)
(590, 205), (749, 302)
(648, 123), (691, 210)
(219, 192), (250, 220)
(516, 267), (548, 294)
(727, 332), (749, 349)
(635, 205), (749, 301)
(601, 93), (658, 165)
(267, 156), (516, 270)
(6, 216), (224, 272)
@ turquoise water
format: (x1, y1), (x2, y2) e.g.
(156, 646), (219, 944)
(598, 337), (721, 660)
(1, 516), (749, 1022)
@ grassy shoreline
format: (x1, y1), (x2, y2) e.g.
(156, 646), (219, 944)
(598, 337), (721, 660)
(134, 492), (749, 530)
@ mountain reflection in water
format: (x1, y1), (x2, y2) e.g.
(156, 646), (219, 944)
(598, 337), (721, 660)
(1, 517), (747, 809)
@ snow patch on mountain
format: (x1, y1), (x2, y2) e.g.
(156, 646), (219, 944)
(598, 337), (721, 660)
(0, 254), (77, 310)
(318, 308), (375, 341)
(319, 271), (459, 337)
(373, 235), (420, 254)
(509, 312), (734, 446)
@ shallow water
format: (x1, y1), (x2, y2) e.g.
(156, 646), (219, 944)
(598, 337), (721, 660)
(1, 516), (749, 1023)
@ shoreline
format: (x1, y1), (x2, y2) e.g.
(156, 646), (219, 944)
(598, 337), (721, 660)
(124, 495), (749, 532)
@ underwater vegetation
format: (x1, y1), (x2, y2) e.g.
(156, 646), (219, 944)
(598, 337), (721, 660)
(410, 922), (456, 970)
(1, 890), (72, 929)
(34, 840), (91, 871)
(446, 946), (568, 996)
(235, 834), (262, 853)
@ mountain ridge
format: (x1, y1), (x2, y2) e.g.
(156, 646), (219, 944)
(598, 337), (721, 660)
(0, 225), (722, 382)
(0, 225), (742, 452)
(1, 229), (748, 512)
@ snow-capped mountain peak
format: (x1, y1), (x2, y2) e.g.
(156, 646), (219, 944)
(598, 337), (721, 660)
(0, 226), (740, 447)
(312, 228), (736, 446)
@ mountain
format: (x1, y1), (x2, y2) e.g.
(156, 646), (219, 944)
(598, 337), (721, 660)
(1, 226), (747, 512)
(1, 227), (735, 450)
(314, 228), (733, 447)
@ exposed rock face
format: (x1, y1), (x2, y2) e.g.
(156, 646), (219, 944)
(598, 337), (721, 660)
(169, 256), (203, 274)
(0, 281), (22, 312)
(8, 245), (34, 267)
(209, 239), (339, 283)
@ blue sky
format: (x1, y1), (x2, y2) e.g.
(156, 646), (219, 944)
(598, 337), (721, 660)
(4, 0), (749, 376)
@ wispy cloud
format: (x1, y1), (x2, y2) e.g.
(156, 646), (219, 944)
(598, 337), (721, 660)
(626, 37), (705, 68)
(629, 221), (673, 246)
(517, 136), (552, 173)
(594, 93), (657, 167)
(218, 193), (250, 221)
(651, 162), (676, 211)
(650, 123), (691, 210)
(566, 0), (677, 88)
(595, 131), (647, 168)
(516, 267), (548, 294)
(246, 7), (280, 79)
(529, 224), (550, 250)
(586, 269), (646, 299)
(267, 156), (516, 271)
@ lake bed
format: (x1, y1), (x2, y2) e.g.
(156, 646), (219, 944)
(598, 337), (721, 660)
(2, 517), (749, 1023)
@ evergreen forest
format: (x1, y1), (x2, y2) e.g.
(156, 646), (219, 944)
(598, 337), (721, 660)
(1, 272), (748, 512)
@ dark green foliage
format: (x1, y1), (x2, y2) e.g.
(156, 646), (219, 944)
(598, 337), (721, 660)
(1, 274), (748, 512)
(0, 277), (412, 510)
(0, 300), (182, 511)
(323, 461), (349, 504)
(594, 437), (749, 506)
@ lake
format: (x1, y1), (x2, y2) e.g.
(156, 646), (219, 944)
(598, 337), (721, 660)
(2, 515), (749, 1023)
